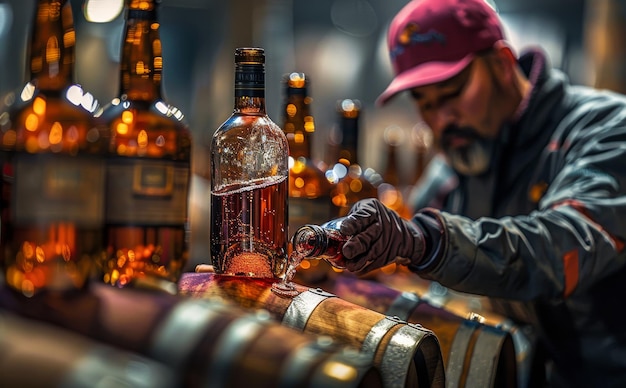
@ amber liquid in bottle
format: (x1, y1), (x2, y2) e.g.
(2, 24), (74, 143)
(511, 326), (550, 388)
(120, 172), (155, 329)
(378, 125), (412, 220)
(0, 0), (108, 296)
(210, 48), (289, 279)
(281, 72), (333, 236)
(281, 72), (335, 285)
(327, 99), (379, 218)
(99, 1), (192, 288)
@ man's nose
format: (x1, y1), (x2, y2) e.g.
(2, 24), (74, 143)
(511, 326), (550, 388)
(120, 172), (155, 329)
(432, 104), (458, 134)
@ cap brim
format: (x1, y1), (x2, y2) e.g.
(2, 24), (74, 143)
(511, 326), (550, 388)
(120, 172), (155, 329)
(375, 54), (475, 107)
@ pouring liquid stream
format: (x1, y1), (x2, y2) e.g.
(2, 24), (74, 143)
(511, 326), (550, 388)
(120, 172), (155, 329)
(271, 251), (304, 297)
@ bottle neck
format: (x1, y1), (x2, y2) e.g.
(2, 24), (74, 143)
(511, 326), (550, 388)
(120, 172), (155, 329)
(29, 0), (75, 91)
(292, 225), (327, 258)
(234, 61), (266, 114)
(119, 7), (163, 102)
(283, 92), (313, 159)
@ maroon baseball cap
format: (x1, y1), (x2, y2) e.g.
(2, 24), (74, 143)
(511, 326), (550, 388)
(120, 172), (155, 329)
(376, 0), (505, 106)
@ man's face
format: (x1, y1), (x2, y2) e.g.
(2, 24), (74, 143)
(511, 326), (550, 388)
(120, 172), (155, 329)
(410, 54), (505, 175)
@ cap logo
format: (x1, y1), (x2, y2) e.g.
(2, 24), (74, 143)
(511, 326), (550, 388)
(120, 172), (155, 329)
(390, 22), (446, 59)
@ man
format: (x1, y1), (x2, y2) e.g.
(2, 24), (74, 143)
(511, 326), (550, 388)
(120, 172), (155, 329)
(339, 0), (626, 386)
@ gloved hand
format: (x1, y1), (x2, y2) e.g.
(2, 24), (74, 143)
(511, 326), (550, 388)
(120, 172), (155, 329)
(339, 198), (426, 275)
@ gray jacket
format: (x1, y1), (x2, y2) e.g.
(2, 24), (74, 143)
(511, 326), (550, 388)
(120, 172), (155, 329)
(410, 49), (626, 387)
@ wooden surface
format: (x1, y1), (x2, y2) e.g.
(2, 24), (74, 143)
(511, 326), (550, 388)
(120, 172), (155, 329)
(179, 272), (446, 388)
(307, 272), (520, 388)
(0, 282), (381, 387)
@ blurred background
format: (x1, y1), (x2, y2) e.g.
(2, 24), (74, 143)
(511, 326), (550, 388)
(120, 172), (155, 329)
(0, 0), (623, 270)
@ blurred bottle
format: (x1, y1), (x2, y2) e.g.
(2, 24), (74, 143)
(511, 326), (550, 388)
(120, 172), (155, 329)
(281, 72), (333, 235)
(98, 0), (192, 288)
(0, 0), (108, 296)
(210, 48), (289, 279)
(378, 126), (412, 220)
(326, 99), (379, 218)
(281, 73), (334, 284)
(409, 120), (433, 187)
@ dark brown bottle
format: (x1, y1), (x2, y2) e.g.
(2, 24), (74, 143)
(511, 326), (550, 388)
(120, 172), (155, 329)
(99, 0), (192, 288)
(210, 48), (289, 279)
(378, 126), (412, 219)
(281, 72), (333, 235)
(327, 99), (379, 217)
(0, 0), (108, 296)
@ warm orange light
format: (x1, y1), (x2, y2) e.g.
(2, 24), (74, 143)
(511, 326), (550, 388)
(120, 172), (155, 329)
(153, 57), (162, 71)
(25, 113), (39, 131)
(136, 61), (146, 75)
(304, 116), (315, 132)
(116, 122), (129, 135)
(33, 96), (46, 115)
(49, 122), (63, 144)
(63, 29), (76, 48)
(294, 132), (304, 143)
(286, 103), (297, 117)
(22, 242), (34, 259)
(291, 159), (305, 174)
(152, 38), (162, 55)
(46, 37), (60, 63)
(35, 247), (45, 263)
(349, 179), (363, 193)
(122, 110), (133, 124)
(138, 129), (148, 148)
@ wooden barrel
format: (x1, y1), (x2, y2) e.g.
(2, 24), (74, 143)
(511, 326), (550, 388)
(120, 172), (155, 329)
(320, 274), (522, 388)
(0, 309), (176, 388)
(178, 272), (446, 388)
(0, 284), (382, 388)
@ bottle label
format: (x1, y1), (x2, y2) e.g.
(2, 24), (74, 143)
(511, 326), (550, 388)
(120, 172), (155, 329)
(12, 154), (105, 226)
(234, 64), (265, 98)
(106, 158), (189, 224)
(288, 197), (334, 236)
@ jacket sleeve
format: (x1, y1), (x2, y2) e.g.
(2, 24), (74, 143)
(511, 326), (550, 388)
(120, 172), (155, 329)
(411, 99), (626, 302)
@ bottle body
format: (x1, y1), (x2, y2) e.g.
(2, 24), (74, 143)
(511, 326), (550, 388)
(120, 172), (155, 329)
(327, 99), (379, 217)
(281, 73), (333, 235)
(99, 2), (191, 288)
(291, 218), (349, 269)
(101, 102), (191, 287)
(210, 48), (289, 279)
(0, 0), (108, 296)
(378, 125), (412, 219)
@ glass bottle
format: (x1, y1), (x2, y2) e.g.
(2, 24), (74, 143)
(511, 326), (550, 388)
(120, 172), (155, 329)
(378, 126), (412, 219)
(99, 0), (192, 288)
(326, 99), (379, 217)
(210, 48), (289, 279)
(0, 0), (108, 296)
(282, 72), (333, 236)
(291, 218), (349, 269)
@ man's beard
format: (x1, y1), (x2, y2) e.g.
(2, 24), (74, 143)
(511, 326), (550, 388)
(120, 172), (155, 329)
(441, 125), (494, 176)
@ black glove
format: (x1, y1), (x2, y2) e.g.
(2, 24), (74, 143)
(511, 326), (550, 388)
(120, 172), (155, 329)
(339, 198), (426, 275)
